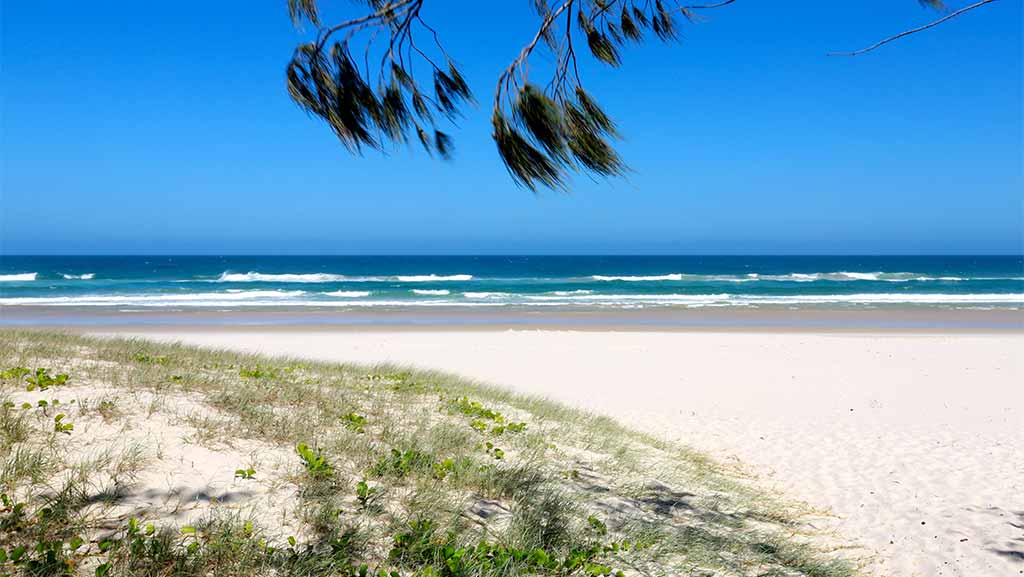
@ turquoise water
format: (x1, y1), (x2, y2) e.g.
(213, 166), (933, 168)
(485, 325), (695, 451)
(1, 256), (1021, 313)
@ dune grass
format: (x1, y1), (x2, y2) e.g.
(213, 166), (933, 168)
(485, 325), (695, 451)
(0, 330), (858, 577)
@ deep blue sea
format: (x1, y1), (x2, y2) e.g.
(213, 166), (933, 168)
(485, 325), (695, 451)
(1, 256), (1021, 312)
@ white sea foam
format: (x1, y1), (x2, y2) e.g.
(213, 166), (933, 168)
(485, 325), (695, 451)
(585, 271), (985, 283)
(549, 290), (594, 296)
(740, 293), (1024, 304)
(836, 272), (881, 281)
(396, 274), (473, 282)
(324, 291), (371, 298)
(761, 271), (962, 282)
(217, 271), (348, 283)
(0, 273), (37, 282)
(508, 292), (1024, 306)
(526, 293), (733, 303)
(61, 273), (96, 280)
(0, 290), (305, 307)
(411, 289), (450, 295)
(319, 300), (513, 308)
(463, 292), (512, 298)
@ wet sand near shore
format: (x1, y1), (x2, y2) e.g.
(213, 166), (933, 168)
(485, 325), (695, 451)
(2, 304), (1022, 331)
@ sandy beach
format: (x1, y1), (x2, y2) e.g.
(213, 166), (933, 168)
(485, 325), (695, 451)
(96, 327), (1024, 577)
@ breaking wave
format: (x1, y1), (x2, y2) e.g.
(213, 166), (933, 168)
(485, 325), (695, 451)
(396, 274), (473, 282)
(588, 271), (979, 283)
(0, 273), (37, 282)
(217, 272), (348, 283)
(324, 291), (371, 298)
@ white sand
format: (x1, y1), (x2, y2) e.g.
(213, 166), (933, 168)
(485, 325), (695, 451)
(7, 379), (302, 539)
(105, 329), (1024, 576)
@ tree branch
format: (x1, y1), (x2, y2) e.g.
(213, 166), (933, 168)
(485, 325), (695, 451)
(829, 0), (1001, 56)
(493, 0), (577, 114)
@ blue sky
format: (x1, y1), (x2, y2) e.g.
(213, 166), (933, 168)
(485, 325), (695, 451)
(1, 1), (1020, 254)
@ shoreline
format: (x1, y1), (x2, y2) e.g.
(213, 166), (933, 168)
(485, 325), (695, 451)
(2, 304), (1022, 331)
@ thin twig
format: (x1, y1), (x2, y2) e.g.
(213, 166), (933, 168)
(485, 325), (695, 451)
(683, 0), (737, 9)
(830, 0), (1001, 56)
(493, 0), (577, 113)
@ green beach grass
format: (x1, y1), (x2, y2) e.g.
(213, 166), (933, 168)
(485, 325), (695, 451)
(0, 330), (858, 577)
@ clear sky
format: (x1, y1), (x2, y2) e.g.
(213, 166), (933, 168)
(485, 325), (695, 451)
(1, 1), (1021, 255)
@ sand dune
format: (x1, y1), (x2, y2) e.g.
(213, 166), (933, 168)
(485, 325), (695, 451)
(105, 328), (1024, 576)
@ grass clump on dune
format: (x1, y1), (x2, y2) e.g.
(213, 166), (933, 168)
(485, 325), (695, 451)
(0, 330), (858, 577)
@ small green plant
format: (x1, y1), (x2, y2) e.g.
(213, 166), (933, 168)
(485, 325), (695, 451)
(342, 412), (367, 433)
(355, 479), (377, 507)
(239, 364), (279, 379)
(366, 371), (412, 382)
(234, 467), (256, 480)
(587, 515), (608, 536)
(481, 442), (504, 460)
(484, 421), (524, 436)
(133, 353), (170, 364)
(0, 367), (30, 381)
(430, 457), (472, 480)
(296, 442), (333, 478)
(1, 493), (27, 532)
(447, 396), (504, 422)
(97, 399), (119, 420)
(25, 368), (69, 391)
(389, 519), (628, 576)
(432, 458), (456, 480)
(506, 421), (527, 433)
(53, 413), (74, 434)
(371, 448), (430, 478)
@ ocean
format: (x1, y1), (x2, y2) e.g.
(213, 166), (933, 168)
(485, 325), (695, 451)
(1, 256), (1021, 320)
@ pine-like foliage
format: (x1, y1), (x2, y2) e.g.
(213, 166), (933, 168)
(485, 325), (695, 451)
(490, 0), (690, 189)
(493, 85), (623, 190)
(287, 0), (968, 191)
(286, 0), (471, 159)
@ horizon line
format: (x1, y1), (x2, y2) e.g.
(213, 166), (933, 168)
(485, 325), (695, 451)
(2, 253), (1022, 258)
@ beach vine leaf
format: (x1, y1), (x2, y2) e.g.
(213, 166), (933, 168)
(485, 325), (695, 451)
(296, 442), (334, 478)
